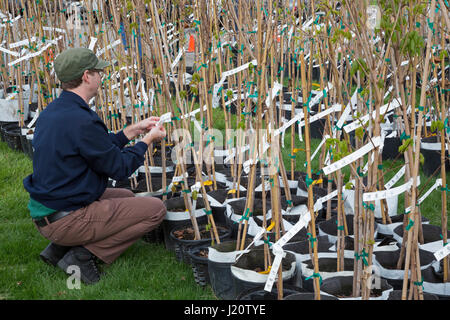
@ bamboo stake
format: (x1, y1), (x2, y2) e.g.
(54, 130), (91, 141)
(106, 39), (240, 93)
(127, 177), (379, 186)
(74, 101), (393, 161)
(300, 50), (321, 300)
(401, 0), (437, 301)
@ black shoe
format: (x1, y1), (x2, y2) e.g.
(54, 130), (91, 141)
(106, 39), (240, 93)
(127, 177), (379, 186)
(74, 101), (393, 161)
(40, 243), (71, 267)
(57, 247), (101, 285)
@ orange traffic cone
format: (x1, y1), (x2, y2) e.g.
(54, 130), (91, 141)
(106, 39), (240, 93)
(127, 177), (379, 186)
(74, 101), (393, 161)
(187, 35), (195, 52)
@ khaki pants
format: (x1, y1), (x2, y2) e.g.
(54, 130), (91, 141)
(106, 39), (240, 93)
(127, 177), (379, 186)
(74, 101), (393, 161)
(35, 188), (166, 264)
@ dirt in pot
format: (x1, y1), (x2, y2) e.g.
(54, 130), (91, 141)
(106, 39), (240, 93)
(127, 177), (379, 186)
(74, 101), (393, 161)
(173, 225), (229, 241)
(335, 286), (382, 299)
(194, 248), (209, 258)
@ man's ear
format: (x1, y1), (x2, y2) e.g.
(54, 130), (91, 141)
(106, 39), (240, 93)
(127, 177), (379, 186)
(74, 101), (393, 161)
(82, 70), (91, 83)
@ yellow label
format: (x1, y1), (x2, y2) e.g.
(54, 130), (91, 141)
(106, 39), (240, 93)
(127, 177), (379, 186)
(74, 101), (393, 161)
(228, 189), (237, 194)
(312, 179), (323, 186)
(258, 266), (272, 274)
(266, 221), (275, 232)
(203, 180), (213, 186)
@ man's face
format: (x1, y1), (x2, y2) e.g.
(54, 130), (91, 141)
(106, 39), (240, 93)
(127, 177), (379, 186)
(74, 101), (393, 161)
(85, 69), (103, 95)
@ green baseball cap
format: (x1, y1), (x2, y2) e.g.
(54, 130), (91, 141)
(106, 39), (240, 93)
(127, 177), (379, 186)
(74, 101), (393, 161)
(54, 48), (110, 82)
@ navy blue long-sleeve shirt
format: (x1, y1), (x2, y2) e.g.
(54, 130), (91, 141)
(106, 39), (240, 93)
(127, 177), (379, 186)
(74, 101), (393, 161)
(23, 90), (148, 215)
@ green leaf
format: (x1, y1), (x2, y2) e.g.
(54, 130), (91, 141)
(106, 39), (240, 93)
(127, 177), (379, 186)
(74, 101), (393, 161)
(398, 138), (413, 153)
(431, 120), (444, 133)
(355, 127), (365, 140)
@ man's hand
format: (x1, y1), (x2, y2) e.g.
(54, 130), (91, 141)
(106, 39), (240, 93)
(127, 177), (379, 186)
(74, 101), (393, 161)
(141, 124), (166, 145)
(123, 116), (160, 140)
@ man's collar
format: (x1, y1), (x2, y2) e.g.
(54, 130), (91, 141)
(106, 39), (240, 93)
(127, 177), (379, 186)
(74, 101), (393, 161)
(59, 90), (91, 110)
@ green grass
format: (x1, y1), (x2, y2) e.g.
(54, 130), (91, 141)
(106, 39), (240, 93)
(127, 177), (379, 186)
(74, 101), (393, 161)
(1, 107), (448, 300)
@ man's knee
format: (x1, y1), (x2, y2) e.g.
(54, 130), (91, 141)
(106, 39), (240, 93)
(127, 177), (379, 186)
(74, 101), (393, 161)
(145, 197), (166, 223)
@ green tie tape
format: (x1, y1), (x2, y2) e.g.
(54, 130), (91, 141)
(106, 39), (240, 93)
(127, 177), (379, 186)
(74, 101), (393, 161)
(363, 202), (375, 211)
(357, 166), (366, 177)
(307, 233), (317, 249)
(355, 249), (369, 266)
(305, 272), (322, 285)
(406, 218), (415, 231)
(414, 277), (424, 290)
(305, 177), (314, 188)
(400, 131), (411, 141)
(335, 220), (345, 231)
(239, 208), (252, 222)
(263, 236), (272, 247)
(203, 209), (212, 215)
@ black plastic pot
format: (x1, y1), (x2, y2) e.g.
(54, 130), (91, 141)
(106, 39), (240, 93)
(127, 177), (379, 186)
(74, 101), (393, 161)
(321, 275), (393, 300)
(0, 121), (14, 142)
(393, 223), (450, 245)
(19, 130), (33, 159)
(283, 292), (339, 300)
(2, 122), (22, 151)
(237, 284), (307, 300)
(188, 245), (210, 287)
(231, 249), (297, 300)
(387, 290), (439, 300)
(162, 196), (208, 251)
(420, 136), (450, 176)
(301, 256), (355, 292)
(318, 214), (378, 243)
(207, 239), (254, 300)
(373, 248), (436, 290)
(382, 135), (401, 160)
(310, 118), (326, 139)
(142, 224), (164, 244)
(170, 224), (232, 264)
(421, 264), (450, 299)
(283, 235), (334, 256)
(376, 214), (429, 239)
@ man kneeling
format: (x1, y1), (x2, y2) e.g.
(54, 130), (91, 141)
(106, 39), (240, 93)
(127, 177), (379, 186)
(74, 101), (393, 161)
(23, 48), (167, 284)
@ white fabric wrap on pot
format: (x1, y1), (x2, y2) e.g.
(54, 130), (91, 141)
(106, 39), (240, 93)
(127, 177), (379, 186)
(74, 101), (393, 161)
(230, 251), (296, 284)
(208, 246), (247, 264)
(343, 189), (398, 219)
(372, 254), (437, 281)
(420, 240), (447, 255)
(423, 263), (450, 297)
(165, 207), (206, 221)
(317, 216), (379, 244)
(226, 201), (297, 237)
(377, 221), (403, 236)
(324, 240), (398, 266)
(300, 252), (354, 282)
(327, 284), (393, 301)
(204, 194), (224, 207)
(225, 200), (294, 237)
(0, 99), (30, 122)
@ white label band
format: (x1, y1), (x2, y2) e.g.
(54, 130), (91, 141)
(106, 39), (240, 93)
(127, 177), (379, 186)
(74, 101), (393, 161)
(322, 136), (382, 175)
